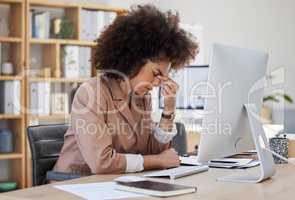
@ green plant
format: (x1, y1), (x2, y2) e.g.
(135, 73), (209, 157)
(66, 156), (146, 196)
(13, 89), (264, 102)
(58, 16), (74, 39)
(263, 93), (293, 104)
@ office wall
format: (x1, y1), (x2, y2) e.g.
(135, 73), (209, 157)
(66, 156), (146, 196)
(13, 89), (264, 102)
(106, 0), (295, 123)
(59, 0), (295, 122)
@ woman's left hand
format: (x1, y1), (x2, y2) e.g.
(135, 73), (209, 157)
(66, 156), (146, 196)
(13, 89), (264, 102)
(159, 76), (179, 114)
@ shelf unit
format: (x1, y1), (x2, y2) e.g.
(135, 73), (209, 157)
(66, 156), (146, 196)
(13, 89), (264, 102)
(0, 0), (26, 189)
(24, 0), (126, 187)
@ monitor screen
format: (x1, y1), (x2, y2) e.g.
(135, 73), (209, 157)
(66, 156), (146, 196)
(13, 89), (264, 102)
(159, 65), (209, 110)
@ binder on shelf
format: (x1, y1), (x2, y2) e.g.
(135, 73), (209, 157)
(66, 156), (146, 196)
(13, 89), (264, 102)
(30, 82), (51, 115)
(105, 12), (117, 26)
(95, 11), (105, 40)
(80, 10), (116, 41)
(0, 43), (2, 71)
(79, 47), (92, 78)
(31, 11), (50, 39)
(51, 93), (69, 115)
(62, 46), (79, 78)
(0, 80), (21, 115)
(30, 82), (39, 115)
(39, 82), (51, 115)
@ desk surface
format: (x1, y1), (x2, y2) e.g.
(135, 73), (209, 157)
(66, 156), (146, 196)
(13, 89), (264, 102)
(1, 164), (295, 200)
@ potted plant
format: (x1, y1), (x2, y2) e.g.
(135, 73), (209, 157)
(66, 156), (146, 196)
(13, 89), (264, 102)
(261, 93), (293, 123)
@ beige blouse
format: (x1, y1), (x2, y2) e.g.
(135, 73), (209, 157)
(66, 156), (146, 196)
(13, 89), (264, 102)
(53, 75), (174, 174)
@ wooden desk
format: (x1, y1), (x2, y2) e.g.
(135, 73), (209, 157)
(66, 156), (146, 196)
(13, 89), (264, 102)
(1, 164), (294, 200)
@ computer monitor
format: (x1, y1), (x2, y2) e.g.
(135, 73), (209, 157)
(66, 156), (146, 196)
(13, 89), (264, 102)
(283, 108), (295, 134)
(197, 43), (268, 163)
(159, 65), (209, 110)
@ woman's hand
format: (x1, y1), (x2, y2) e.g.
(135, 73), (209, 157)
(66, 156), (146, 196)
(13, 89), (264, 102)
(158, 148), (180, 169)
(160, 77), (179, 114)
(143, 148), (180, 170)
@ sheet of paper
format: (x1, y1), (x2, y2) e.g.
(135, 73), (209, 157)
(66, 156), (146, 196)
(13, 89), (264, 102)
(180, 156), (202, 166)
(210, 158), (253, 166)
(54, 181), (145, 200)
(237, 160), (260, 169)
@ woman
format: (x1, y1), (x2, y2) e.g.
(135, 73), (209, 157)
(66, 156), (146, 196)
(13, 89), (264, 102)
(54, 5), (198, 174)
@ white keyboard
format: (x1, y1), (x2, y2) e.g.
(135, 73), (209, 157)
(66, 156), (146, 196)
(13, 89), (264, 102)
(144, 165), (209, 179)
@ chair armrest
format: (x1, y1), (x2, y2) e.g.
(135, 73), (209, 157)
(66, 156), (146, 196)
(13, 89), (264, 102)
(46, 171), (84, 182)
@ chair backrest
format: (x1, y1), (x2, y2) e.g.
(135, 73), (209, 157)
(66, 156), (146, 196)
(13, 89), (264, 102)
(69, 84), (80, 112)
(172, 122), (188, 155)
(27, 124), (69, 186)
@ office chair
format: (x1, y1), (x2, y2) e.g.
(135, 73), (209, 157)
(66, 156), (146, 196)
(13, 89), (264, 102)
(27, 123), (187, 186)
(26, 86), (187, 186)
(27, 124), (83, 186)
(173, 122), (188, 155)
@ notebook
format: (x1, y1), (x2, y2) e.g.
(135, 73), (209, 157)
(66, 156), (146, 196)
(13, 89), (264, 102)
(116, 180), (196, 197)
(143, 165), (209, 179)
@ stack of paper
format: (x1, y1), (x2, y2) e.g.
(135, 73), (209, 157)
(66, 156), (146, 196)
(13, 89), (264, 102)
(180, 156), (260, 169)
(54, 182), (145, 200)
(208, 158), (259, 169)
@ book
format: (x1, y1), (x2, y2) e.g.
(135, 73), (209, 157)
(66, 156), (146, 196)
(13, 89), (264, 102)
(0, 81), (21, 114)
(0, 43), (2, 71)
(80, 10), (107, 41)
(32, 11), (50, 38)
(104, 12), (117, 26)
(116, 180), (196, 197)
(96, 11), (105, 39)
(30, 83), (39, 115)
(39, 82), (51, 115)
(30, 82), (50, 115)
(51, 93), (69, 115)
(62, 46), (79, 78)
(78, 47), (92, 78)
(30, 10), (34, 38)
(79, 9), (88, 40)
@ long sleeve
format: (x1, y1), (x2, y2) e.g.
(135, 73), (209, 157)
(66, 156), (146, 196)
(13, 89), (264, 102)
(143, 94), (177, 154)
(71, 83), (127, 174)
(152, 123), (177, 144)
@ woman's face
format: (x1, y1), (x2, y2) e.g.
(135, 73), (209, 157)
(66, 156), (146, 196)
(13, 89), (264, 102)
(130, 60), (171, 96)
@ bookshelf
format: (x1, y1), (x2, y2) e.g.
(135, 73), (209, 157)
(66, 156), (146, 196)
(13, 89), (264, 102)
(24, 0), (126, 187)
(0, 0), (26, 189)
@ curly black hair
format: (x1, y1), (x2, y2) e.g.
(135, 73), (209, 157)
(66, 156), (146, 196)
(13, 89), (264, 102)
(94, 4), (199, 79)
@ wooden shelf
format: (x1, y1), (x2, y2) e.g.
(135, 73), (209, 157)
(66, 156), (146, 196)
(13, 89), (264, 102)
(29, 114), (70, 120)
(81, 4), (126, 13)
(29, 77), (88, 83)
(30, 38), (97, 46)
(0, 75), (23, 81)
(0, 153), (23, 160)
(24, 0), (126, 188)
(0, 0), (23, 4)
(0, 114), (22, 119)
(0, 36), (22, 43)
(29, 0), (125, 13)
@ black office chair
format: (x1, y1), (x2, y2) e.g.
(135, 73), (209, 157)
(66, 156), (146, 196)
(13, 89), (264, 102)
(173, 122), (188, 155)
(27, 124), (84, 186)
(27, 123), (187, 186)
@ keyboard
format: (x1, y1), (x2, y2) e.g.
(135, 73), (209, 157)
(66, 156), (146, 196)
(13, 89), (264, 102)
(143, 165), (209, 179)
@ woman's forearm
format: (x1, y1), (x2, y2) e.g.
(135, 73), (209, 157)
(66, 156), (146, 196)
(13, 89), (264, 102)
(143, 154), (163, 170)
(143, 148), (180, 170)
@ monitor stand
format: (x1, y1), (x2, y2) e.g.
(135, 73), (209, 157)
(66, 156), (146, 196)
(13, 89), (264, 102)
(217, 104), (276, 183)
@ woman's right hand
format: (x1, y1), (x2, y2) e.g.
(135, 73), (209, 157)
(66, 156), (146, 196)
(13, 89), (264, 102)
(158, 148), (180, 169)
